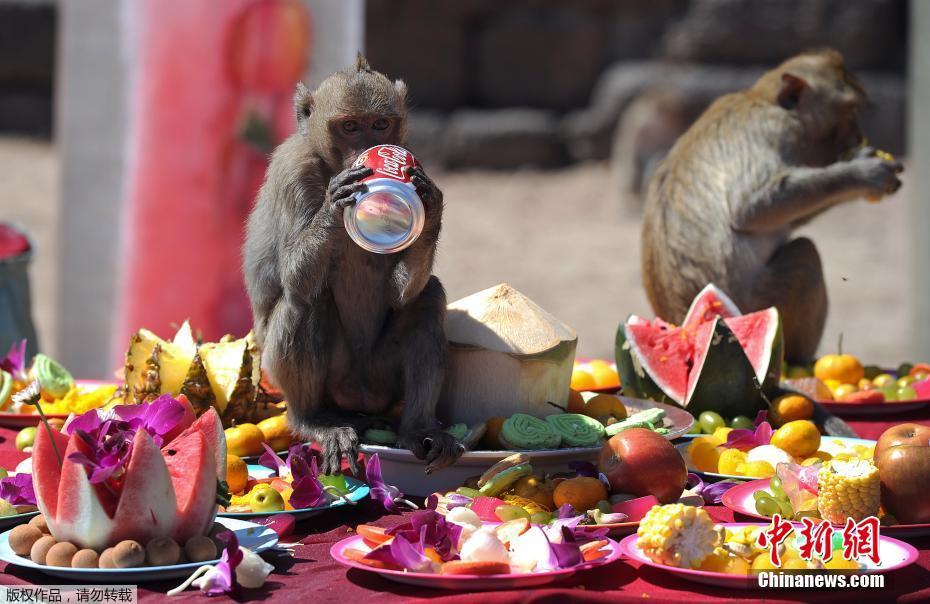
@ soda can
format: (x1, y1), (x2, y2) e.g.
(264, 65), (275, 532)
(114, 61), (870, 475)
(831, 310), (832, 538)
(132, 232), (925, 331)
(344, 144), (425, 254)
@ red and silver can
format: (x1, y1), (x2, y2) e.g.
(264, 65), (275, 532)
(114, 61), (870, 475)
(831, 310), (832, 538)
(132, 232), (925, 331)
(344, 144), (425, 254)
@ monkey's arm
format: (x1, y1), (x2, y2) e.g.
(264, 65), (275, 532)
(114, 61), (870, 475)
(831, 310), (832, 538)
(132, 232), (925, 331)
(387, 166), (443, 308)
(279, 166), (372, 303)
(734, 156), (902, 233)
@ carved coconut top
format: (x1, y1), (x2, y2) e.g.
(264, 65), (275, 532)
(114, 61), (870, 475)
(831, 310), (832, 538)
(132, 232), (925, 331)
(445, 283), (577, 355)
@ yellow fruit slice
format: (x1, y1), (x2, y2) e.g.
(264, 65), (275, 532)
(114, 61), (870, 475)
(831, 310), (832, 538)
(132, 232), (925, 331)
(201, 335), (257, 413)
(125, 328), (196, 397)
(718, 449), (747, 475)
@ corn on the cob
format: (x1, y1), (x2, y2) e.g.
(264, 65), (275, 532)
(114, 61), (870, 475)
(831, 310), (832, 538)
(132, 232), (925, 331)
(817, 459), (880, 524)
(636, 504), (720, 568)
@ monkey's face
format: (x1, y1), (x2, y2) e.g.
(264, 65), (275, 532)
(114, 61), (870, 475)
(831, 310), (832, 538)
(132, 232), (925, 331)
(306, 66), (409, 171)
(780, 52), (866, 159)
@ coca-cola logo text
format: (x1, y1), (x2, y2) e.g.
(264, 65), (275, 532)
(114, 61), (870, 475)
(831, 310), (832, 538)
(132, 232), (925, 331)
(373, 145), (411, 180)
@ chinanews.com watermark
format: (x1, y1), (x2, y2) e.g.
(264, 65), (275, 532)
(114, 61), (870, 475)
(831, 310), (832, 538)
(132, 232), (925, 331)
(754, 513), (885, 590)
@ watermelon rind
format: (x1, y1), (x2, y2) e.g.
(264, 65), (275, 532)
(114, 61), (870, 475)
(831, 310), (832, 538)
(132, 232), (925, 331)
(682, 283), (742, 331)
(684, 317), (767, 418)
(723, 307), (784, 395)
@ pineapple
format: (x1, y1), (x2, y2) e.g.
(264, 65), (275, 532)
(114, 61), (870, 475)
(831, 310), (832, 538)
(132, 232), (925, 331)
(200, 333), (258, 415)
(133, 344), (162, 403)
(124, 324), (196, 398)
(179, 351), (216, 414)
(222, 344), (257, 424)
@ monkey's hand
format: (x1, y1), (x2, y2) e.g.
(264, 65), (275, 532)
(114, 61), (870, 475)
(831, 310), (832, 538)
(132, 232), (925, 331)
(324, 165), (373, 216)
(398, 428), (464, 474)
(850, 155), (904, 199)
(308, 424), (361, 475)
(406, 166), (444, 214)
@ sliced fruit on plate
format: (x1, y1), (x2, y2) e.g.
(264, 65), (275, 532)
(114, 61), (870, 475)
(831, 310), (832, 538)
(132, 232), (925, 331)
(124, 323), (197, 402)
(200, 336), (257, 417)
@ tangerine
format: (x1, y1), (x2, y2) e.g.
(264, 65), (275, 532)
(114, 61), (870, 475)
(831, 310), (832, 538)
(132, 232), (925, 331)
(770, 420), (821, 458)
(771, 394), (814, 425)
(687, 439), (721, 473)
(226, 454), (249, 494)
(582, 394), (627, 424)
(570, 369), (597, 391)
(225, 423), (266, 457)
(552, 477), (608, 513)
(588, 360), (620, 389)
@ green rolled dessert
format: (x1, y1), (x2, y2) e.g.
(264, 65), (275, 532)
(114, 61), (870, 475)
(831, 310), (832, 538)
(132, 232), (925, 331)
(499, 413), (562, 450)
(544, 413), (605, 447)
(445, 423), (469, 441)
(363, 428), (398, 446)
(33, 354), (74, 399)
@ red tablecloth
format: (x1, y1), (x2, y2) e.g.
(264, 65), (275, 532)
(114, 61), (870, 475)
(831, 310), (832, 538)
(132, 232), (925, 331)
(2, 413), (929, 603)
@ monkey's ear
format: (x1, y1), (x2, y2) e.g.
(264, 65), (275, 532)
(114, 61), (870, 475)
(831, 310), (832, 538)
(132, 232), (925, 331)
(777, 73), (807, 110)
(355, 52), (371, 72)
(394, 79), (408, 103)
(294, 81), (313, 123)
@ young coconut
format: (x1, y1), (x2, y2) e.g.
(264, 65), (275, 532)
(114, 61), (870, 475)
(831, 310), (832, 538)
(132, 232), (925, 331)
(439, 284), (577, 425)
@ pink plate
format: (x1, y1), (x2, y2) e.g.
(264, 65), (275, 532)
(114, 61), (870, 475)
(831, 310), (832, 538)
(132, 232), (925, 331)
(0, 380), (118, 428)
(330, 534), (623, 591)
(722, 479), (930, 538)
(619, 522), (919, 590)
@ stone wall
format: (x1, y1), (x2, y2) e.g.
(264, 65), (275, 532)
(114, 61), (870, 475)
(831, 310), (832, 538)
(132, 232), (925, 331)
(365, 0), (909, 170)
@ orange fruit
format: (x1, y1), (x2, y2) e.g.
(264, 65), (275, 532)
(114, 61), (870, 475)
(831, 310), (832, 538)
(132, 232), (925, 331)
(814, 353), (864, 385)
(225, 423), (266, 457)
(566, 389), (586, 414)
(699, 553), (751, 575)
(588, 360), (620, 389)
(770, 420), (821, 458)
(582, 394), (627, 424)
(483, 416), (507, 449)
(226, 454), (249, 494)
(552, 476), (607, 513)
(771, 394), (814, 425)
(257, 413), (296, 451)
(570, 369), (597, 391)
(687, 439), (721, 473)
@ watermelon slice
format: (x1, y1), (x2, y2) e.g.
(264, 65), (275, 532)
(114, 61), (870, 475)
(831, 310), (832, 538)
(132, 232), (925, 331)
(32, 426), (70, 537)
(54, 437), (117, 549)
(109, 430), (178, 544)
(615, 283), (783, 418)
(682, 284), (741, 332)
(164, 407), (226, 481)
(162, 429), (218, 542)
(161, 394), (197, 444)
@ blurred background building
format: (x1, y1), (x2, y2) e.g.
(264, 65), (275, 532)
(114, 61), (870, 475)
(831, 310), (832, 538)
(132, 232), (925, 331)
(0, 0), (925, 378)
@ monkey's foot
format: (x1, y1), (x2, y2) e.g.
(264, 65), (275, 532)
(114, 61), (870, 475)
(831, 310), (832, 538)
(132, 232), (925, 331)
(399, 429), (465, 474)
(312, 425), (360, 475)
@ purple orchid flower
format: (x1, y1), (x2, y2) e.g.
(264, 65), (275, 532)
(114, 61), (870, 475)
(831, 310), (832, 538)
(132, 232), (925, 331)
(0, 340), (26, 381)
(68, 420), (135, 484)
(555, 503), (576, 519)
(0, 473), (36, 506)
(365, 454), (416, 512)
(725, 414), (774, 451)
(200, 531), (243, 597)
(686, 473), (738, 505)
(547, 526), (583, 569)
(365, 530), (433, 572)
(259, 442), (321, 477)
(113, 395), (187, 447)
(387, 510), (462, 561)
(64, 408), (103, 436)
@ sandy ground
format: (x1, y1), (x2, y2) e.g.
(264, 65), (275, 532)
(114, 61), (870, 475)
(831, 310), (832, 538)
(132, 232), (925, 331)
(0, 136), (918, 369)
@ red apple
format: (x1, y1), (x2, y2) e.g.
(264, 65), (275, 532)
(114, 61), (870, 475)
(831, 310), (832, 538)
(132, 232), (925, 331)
(597, 428), (687, 504)
(874, 424), (930, 524)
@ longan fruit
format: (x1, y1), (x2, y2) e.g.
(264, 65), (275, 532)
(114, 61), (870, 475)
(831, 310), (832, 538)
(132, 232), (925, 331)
(98, 548), (117, 569)
(184, 535), (217, 562)
(112, 540), (145, 568)
(46, 542), (78, 567)
(145, 537), (181, 566)
(28, 514), (49, 533)
(71, 549), (100, 568)
(30, 535), (57, 564)
(9, 524), (43, 556)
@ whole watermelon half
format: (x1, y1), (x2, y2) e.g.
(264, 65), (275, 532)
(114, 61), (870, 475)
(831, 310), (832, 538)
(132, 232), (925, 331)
(615, 283), (783, 418)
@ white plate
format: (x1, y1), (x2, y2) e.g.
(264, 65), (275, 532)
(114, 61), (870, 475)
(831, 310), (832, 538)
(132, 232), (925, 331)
(362, 397), (694, 496)
(218, 471), (370, 519)
(678, 436), (876, 481)
(0, 517), (278, 582)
